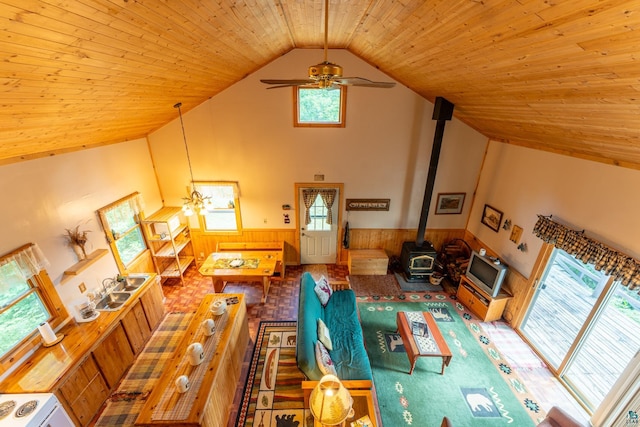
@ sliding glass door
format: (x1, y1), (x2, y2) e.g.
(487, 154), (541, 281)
(562, 284), (640, 408)
(520, 248), (640, 411)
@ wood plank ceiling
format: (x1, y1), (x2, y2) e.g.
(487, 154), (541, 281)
(1, 1), (639, 168)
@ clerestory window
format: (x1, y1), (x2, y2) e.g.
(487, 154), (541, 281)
(294, 86), (346, 127)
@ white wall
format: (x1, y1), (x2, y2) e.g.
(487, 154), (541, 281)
(148, 49), (488, 231)
(469, 141), (640, 277)
(0, 139), (162, 309)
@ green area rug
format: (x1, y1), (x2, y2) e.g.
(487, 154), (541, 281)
(358, 295), (544, 426)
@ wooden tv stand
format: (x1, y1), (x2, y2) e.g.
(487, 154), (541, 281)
(456, 275), (512, 322)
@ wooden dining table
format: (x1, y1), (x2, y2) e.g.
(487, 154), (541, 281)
(198, 250), (279, 303)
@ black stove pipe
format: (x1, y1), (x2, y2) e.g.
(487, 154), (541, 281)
(415, 97), (455, 247)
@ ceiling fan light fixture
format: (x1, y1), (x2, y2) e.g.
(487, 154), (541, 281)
(260, 0), (395, 90)
(308, 62), (343, 79)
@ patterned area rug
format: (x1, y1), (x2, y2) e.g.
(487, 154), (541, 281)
(358, 295), (545, 426)
(349, 274), (403, 297)
(94, 313), (191, 426)
(236, 321), (311, 427)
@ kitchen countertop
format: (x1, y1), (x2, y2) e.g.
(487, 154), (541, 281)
(0, 274), (157, 394)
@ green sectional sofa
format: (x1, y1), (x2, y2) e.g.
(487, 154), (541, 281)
(296, 272), (373, 381)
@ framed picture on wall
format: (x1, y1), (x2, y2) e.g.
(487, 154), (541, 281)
(481, 204), (503, 232)
(434, 193), (466, 215)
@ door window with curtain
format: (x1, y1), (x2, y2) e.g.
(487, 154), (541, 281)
(0, 244), (55, 358)
(97, 192), (147, 271)
(302, 188), (337, 230)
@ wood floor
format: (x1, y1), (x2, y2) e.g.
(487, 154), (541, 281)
(122, 263), (589, 426)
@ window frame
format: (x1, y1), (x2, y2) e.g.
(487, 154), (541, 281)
(193, 181), (243, 234)
(0, 244), (68, 374)
(97, 192), (148, 272)
(293, 86), (347, 127)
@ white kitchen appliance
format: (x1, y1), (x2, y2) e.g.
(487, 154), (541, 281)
(0, 393), (73, 427)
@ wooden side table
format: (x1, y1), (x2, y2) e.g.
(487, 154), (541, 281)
(456, 275), (512, 321)
(302, 380), (378, 427)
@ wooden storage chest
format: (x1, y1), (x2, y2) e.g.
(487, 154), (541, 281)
(348, 249), (389, 275)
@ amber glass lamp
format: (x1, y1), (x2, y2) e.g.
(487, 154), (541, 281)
(309, 374), (354, 426)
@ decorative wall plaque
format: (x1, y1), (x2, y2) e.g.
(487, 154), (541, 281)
(346, 199), (390, 211)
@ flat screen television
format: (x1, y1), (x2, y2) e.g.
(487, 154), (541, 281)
(465, 251), (508, 297)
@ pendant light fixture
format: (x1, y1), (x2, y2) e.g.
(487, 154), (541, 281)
(174, 102), (213, 216)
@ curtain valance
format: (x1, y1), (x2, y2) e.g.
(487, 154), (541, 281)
(533, 215), (640, 289)
(0, 243), (50, 280)
(302, 189), (337, 225)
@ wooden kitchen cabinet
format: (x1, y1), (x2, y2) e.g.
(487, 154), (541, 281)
(139, 277), (165, 331)
(121, 300), (152, 355)
(57, 355), (109, 427)
(456, 275), (512, 322)
(0, 274), (161, 427)
(93, 323), (135, 389)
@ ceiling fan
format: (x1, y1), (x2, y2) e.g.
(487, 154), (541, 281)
(260, 0), (395, 90)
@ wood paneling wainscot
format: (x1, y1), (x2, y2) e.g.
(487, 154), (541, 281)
(341, 228), (466, 264)
(191, 228), (465, 267)
(191, 228), (298, 266)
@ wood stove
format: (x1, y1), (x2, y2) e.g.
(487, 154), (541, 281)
(400, 241), (438, 282)
(400, 97), (454, 283)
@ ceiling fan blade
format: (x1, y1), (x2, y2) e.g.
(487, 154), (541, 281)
(260, 79), (316, 85)
(334, 77), (396, 88)
(265, 84), (313, 89)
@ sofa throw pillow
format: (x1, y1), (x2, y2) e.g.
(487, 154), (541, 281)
(317, 318), (333, 350)
(314, 275), (332, 307)
(315, 341), (337, 376)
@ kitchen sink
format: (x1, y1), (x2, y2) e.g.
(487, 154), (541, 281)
(113, 275), (149, 292)
(95, 291), (131, 311)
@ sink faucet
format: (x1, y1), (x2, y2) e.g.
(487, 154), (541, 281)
(102, 277), (116, 296)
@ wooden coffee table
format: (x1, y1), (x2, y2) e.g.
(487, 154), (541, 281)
(396, 311), (452, 375)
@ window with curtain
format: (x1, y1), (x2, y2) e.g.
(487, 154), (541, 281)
(97, 192), (147, 270)
(194, 182), (242, 233)
(0, 244), (52, 358)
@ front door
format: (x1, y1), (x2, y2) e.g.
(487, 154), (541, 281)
(298, 186), (339, 264)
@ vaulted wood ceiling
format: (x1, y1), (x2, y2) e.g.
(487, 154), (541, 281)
(2, 1), (639, 168)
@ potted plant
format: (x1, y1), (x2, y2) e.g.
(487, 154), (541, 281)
(65, 225), (90, 260)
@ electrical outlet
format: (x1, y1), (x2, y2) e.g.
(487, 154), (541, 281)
(78, 282), (87, 293)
